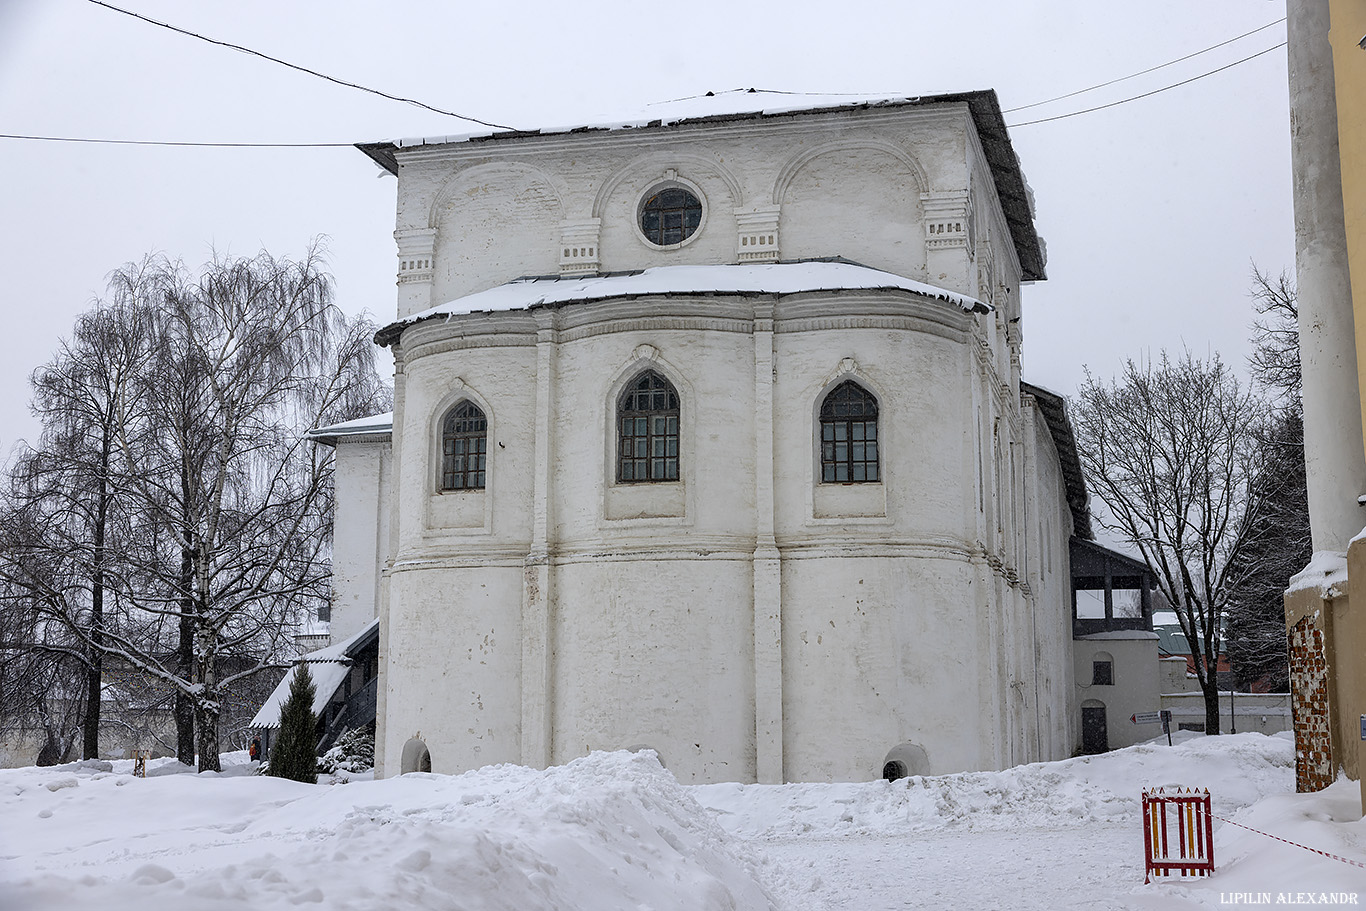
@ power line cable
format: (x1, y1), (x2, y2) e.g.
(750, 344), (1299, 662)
(1006, 42), (1286, 128)
(0, 133), (351, 147)
(0, 29), (1289, 147)
(85, 0), (515, 130)
(1002, 18), (1285, 114)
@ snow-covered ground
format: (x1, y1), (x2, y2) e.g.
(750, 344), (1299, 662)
(1, 733), (1362, 910)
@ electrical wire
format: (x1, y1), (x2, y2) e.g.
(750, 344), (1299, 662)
(1001, 18), (1285, 114)
(1006, 42), (1286, 128)
(1, 24), (1289, 146)
(0, 134), (351, 147)
(85, 0), (515, 130)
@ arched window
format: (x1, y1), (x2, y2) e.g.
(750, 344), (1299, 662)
(618, 370), (679, 482)
(440, 400), (487, 490)
(820, 381), (879, 483)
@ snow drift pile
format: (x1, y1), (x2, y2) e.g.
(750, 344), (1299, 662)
(0, 750), (778, 911)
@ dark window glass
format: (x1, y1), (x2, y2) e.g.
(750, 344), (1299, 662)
(618, 370), (679, 482)
(1092, 660), (1114, 686)
(640, 187), (702, 246)
(440, 400), (487, 490)
(819, 381), (879, 484)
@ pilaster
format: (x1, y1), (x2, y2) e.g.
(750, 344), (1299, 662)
(395, 228), (437, 318)
(752, 302), (783, 782)
(922, 190), (973, 294)
(521, 311), (558, 767)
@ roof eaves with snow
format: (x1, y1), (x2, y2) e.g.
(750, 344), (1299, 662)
(355, 89), (1045, 282)
(375, 260), (988, 348)
(306, 412), (394, 447)
(248, 619), (379, 729)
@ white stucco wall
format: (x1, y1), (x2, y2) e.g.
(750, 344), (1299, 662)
(363, 101), (1067, 783)
(328, 438), (392, 644)
(1073, 633), (1160, 751)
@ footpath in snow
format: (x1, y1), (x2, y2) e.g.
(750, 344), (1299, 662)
(0, 732), (1362, 910)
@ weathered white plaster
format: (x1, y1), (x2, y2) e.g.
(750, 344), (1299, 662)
(1289, 0), (1366, 552)
(348, 97), (1074, 783)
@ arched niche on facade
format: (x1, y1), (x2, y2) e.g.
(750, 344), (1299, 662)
(400, 737), (432, 774)
(774, 139), (928, 275)
(427, 162), (566, 301)
(881, 741), (929, 781)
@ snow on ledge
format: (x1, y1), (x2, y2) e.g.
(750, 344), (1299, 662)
(382, 90), (950, 150)
(1286, 550), (1349, 599)
(307, 411), (394, 440)
(379, 261), (988, 345)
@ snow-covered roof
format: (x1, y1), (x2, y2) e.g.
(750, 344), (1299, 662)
(306, 618), (379, 663)
(356, 88), (1047, 282)
(376, 261), (987, 347)
(249, 619), (379, 729)
(307, 412), (394, 445)
(376, 90), (958, 150)
(249, 663), (351, 730)
(1075, 631), (1158, 641)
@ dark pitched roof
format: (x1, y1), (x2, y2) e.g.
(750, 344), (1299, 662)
(1022, 381), (1092, 539)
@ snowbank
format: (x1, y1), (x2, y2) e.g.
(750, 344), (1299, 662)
(695, 732), (1295, 839)
(0, 750), (778, 911)
(2, 733), (1361, 910)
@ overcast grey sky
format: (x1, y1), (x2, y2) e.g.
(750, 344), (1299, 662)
(0, 0), (1293, 457)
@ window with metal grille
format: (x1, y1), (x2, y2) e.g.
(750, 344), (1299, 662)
(639, 187), (702, 246)
(820, 381), (879, 483)
(440, 400), (487, 490)
(618, 370), (679, 482)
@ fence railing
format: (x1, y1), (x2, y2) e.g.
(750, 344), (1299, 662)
(1142, 787), (1214, 882)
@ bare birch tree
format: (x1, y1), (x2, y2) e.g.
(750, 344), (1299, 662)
(2, 245), (388, 770)
(0, 286), (154, 760)
(1073, 351), (1269, 733)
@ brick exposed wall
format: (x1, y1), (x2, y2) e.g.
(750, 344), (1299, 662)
(1288, 616), (1334, 792)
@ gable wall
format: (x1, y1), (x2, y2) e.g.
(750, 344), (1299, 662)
(390, 106), (1006, 318)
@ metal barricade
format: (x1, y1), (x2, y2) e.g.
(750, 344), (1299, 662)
(1142, 787), (1214, 882)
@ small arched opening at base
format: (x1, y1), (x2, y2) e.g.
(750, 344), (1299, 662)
(881, 742), (929, 782)
(622, 743), (666, 769)
(401, 737), (432, 774)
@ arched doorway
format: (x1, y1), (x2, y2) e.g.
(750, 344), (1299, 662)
(1081, 700), (1108, 754)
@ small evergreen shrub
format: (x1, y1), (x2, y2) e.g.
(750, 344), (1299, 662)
(318, 723), (375, 776)
(267, 663), (318, 784)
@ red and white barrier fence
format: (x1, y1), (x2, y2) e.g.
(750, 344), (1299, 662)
(1142, 787), (1214, 883)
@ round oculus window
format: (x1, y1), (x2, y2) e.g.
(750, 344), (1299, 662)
(639, 186), (702, 247)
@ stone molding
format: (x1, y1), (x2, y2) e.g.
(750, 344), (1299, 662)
(559, 218), (601, 275)
(735, 205), (782, 262)
(395, 228), (437, 286)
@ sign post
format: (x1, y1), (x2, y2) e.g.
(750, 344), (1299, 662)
(1131, 710), (1174, 746)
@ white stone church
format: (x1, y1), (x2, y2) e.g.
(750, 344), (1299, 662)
(312, 89), (1101, 784)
